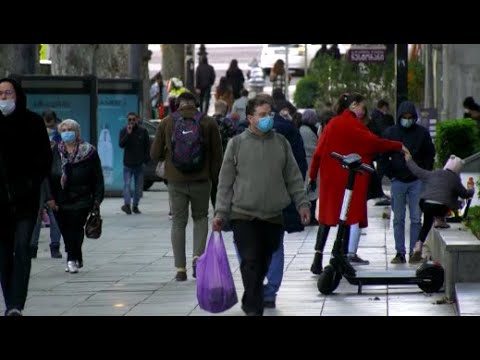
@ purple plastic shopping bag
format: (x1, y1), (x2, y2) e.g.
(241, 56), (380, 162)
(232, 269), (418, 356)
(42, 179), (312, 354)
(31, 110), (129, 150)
(196, 231), (238, 313)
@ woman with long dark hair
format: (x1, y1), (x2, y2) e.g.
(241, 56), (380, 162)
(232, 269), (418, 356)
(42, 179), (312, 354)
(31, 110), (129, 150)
(226, 59), (245, 100)
(215, 76), (234, 113)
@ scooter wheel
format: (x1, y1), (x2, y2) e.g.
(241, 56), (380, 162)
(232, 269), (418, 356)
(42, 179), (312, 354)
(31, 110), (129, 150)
(317, 265), (342, 295)
(416, 261), (445, 293)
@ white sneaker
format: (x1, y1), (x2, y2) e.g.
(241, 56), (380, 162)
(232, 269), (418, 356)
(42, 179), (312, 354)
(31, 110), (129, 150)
(67, 261), (78, 273)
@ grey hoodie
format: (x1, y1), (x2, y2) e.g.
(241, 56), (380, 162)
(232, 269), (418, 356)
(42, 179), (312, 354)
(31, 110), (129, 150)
(215, 129), (310, 223)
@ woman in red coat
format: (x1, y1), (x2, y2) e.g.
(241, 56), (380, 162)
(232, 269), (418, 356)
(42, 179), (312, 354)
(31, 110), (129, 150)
(309, 93), (405, 274)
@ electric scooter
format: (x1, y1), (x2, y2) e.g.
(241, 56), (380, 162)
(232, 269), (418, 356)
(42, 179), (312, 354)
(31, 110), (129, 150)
(317, 152), (445, 295)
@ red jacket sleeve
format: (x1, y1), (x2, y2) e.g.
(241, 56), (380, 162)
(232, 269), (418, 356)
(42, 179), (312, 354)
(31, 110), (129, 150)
(353, 121), (403, 156)
(309, 124), (329, 181)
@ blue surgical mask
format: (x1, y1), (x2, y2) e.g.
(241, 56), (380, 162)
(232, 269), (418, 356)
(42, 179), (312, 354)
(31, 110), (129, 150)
(400, 118), (415, 128)
(0, 99), (16, 116)
(61, 131), (76, 143)
(256, 116), (274, 133)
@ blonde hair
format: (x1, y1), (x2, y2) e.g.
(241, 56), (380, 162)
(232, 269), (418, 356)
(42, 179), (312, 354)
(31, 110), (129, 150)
(58, 119), (81, 140)
(214, 100), (228, 116)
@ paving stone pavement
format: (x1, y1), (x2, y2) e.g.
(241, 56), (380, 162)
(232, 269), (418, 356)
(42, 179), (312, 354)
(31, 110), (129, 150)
(0, 183), (456, 316)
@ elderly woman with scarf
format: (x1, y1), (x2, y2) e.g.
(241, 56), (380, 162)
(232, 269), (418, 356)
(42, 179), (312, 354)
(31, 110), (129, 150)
(49, 119), (104, 274)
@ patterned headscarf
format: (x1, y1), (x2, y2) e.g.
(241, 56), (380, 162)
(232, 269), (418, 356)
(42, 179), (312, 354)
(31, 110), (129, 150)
(58, 140), (95, 189)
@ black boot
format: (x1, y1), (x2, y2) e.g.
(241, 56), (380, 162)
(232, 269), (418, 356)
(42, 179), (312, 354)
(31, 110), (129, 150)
(50, 245), (62, 259)
(31, 247), (38, 259)
(310, 224), (330, 274)
(310, 252), (323, 275)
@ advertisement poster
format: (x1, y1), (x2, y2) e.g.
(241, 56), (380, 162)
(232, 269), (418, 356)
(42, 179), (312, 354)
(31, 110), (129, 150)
(27, 94), (91, 142)
(97, 94), (139, 193)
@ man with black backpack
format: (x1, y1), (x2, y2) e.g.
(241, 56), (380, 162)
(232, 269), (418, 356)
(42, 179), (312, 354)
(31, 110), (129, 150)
(151, 92), (223, 281)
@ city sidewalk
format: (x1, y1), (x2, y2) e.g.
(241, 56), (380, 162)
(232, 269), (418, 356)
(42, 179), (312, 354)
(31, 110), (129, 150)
(0, 183), (456, 316)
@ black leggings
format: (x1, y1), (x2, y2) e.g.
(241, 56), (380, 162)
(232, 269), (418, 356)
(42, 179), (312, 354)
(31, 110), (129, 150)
(56, 208), (90, 262)
(418, 200), (450, 243)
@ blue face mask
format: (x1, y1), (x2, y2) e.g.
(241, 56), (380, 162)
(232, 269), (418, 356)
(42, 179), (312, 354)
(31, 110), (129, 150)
(256, 116), (274, 133)
(61, 131), (76, 143)
(400, 118), (415, 128)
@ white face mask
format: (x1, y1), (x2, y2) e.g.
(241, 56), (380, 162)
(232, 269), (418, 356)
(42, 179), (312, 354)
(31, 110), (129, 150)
(0, 99), (16, 116)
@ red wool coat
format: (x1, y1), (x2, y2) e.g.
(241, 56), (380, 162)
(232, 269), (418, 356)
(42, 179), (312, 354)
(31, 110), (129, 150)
(309, 110), (402, 228)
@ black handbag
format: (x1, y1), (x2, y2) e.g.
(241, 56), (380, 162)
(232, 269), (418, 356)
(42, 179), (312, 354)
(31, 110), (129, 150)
(85, 205), (102, 239)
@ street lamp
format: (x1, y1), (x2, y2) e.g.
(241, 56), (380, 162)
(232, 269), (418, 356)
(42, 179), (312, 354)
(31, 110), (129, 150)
(395, 44), (409, 113)
(185, 44), (195, 93)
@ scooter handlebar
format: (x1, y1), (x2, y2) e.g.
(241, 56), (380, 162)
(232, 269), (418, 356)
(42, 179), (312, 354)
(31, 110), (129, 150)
(331, 152), (344, 161)
(360, 163), (375, 174)
(330, 152), (375, 173)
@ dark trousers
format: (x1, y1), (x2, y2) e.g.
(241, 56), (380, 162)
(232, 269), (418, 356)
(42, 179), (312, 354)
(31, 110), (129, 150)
(231, 219), (283, 315)
(418, 200), (449, 243)
(199, 87), (212, 114)
(210, 180), (218, 209)
(56, 208), (90, 262)
(0, 213), (36, 311)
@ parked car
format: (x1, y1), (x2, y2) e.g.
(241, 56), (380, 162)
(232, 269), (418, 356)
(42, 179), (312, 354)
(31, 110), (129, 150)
(142, 119), (163, 191)
(260, 44), (351, 76)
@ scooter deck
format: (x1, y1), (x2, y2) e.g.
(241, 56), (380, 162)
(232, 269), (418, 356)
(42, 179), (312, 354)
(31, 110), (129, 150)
(344, 270), (420, 294)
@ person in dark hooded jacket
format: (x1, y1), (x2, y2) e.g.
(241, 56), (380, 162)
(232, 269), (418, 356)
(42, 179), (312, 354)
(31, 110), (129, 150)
(379, 101), (435, 264)
(0, 78), (52, 316)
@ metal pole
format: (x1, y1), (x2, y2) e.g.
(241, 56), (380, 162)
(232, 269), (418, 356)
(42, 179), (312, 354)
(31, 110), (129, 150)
(395, 44), (408, 114)
(304, 43), (308, 76)
(425, 44), (434, 108)
(185, 44), (195, 93)
(285, 44), (290, 101)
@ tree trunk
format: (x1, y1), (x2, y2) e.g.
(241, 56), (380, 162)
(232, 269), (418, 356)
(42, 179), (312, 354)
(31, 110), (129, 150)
(128, 44), (152, 118)
(161, 44), (185, 82)
(0, 44), (38, 77)
(50, 44), (129, 77)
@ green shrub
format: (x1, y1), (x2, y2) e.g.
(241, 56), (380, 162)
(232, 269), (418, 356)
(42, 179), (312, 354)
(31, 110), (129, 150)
(293, 76), (320, 108)
(435, 119), (480, 168)
(464, 206), (480, 239)
(302, 53), (395, 111)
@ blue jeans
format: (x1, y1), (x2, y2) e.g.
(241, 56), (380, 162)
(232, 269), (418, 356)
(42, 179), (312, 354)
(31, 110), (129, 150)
(233, 231), (285, 302)
(123, 165), (144, 207)
(348, 223), (361, 256)
(31, 208), (61, 248)
(391, 179), (422, 256)
(263, 232), (285, 302)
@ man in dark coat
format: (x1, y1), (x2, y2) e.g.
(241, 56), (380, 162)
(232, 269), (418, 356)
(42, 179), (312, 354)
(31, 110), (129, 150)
(0, 78), (52, 316)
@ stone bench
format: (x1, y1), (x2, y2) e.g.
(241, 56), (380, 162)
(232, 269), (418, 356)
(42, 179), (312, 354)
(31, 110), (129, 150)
(424, 224), (480, 301)
(455, 283), (480, 316)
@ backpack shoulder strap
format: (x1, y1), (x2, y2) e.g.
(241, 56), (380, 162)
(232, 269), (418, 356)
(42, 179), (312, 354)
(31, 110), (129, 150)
(193, 111), (203, 123)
